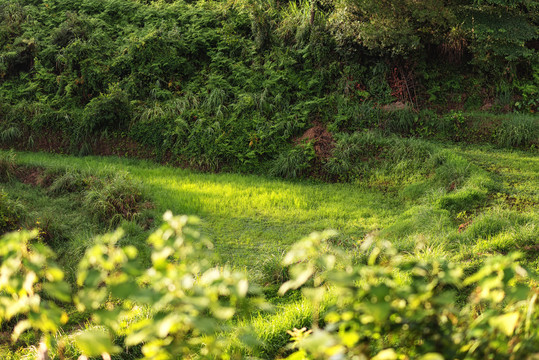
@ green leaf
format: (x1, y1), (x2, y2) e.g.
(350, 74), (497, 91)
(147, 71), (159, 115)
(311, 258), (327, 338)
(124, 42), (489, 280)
(110, 280), (138, 299)
(363, 302), (391, 322)
(489, 312), (520, 337)
(419, 354), (445, 360)
(45, 267), (64, 282)
(43, 281), (71, 302)
(372, 348), (398, 360)
(75, 329), (120, 356)
(92, 309), (122, 328)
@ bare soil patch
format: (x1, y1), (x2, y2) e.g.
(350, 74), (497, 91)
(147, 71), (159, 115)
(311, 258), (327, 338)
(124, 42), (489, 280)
(295, 121), (335, 160)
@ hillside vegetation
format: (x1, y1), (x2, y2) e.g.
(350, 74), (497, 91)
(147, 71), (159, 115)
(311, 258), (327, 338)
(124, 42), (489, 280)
(0, 0), (538, 175)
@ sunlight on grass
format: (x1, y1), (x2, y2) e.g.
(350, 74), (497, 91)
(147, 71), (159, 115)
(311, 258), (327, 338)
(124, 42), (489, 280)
(12, 152), (401, 267)
(9, 146), (538, 271)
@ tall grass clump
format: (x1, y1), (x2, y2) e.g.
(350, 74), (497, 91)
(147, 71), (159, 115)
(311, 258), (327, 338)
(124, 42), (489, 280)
(495, 114), (539, 148)
(325, 130), (435, 185)
(48, 169), (90, 195)
(456, 208), (538, 252)
(0, 150), (16, 182)
(0, 126), (22, 145)
(84, 172), (147, 227)
(270, 143), (315, 179)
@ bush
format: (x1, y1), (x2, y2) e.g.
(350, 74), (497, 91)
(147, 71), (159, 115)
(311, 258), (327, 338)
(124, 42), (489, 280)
(80, 85), (131, 135)
(281, 233), (539, 360)
(0, 212), (263, 359)
(0, 214), (538, 359)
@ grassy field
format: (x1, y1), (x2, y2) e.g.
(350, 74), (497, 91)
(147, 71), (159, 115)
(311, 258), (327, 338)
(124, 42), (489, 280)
(8, 151), (401, 268)
(1, 142), (537, 358)
(5, 140), (538, 272)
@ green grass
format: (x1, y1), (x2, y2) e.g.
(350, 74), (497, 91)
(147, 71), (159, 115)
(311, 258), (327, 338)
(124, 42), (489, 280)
(8, 151), (401, 270)
(1, 140), (538, 359)
(4, 141), (537, 274)
(0, 176), (151, 283)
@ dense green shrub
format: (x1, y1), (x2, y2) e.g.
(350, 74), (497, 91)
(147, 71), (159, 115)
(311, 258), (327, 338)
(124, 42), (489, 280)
(281, 233), (539, 360)
(80, 85), (131, 135)
(0, 213), (264, 359)
(0, 229), (70, 353)
(0, 0), (536, 175)
(1, 215), (538, 359)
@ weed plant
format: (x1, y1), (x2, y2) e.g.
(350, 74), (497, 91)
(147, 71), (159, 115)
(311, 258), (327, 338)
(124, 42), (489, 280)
(495, 114), (539, 148)
(0, 190), (24, 233)
(84, 172), (146, 227)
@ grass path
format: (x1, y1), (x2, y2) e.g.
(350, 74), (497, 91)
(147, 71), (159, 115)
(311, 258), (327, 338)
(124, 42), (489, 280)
(13, 151), (403, 268)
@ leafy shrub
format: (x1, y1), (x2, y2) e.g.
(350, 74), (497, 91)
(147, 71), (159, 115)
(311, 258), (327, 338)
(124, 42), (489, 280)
(514, 64), (538, 113)
(0, 212), (263, 359)
(0, 229), (70, 355)
(1, 214), (538, 359)
(281, 233), (539, 359)
(51, 12), (90, 48)
(80, 85), (131, 135)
